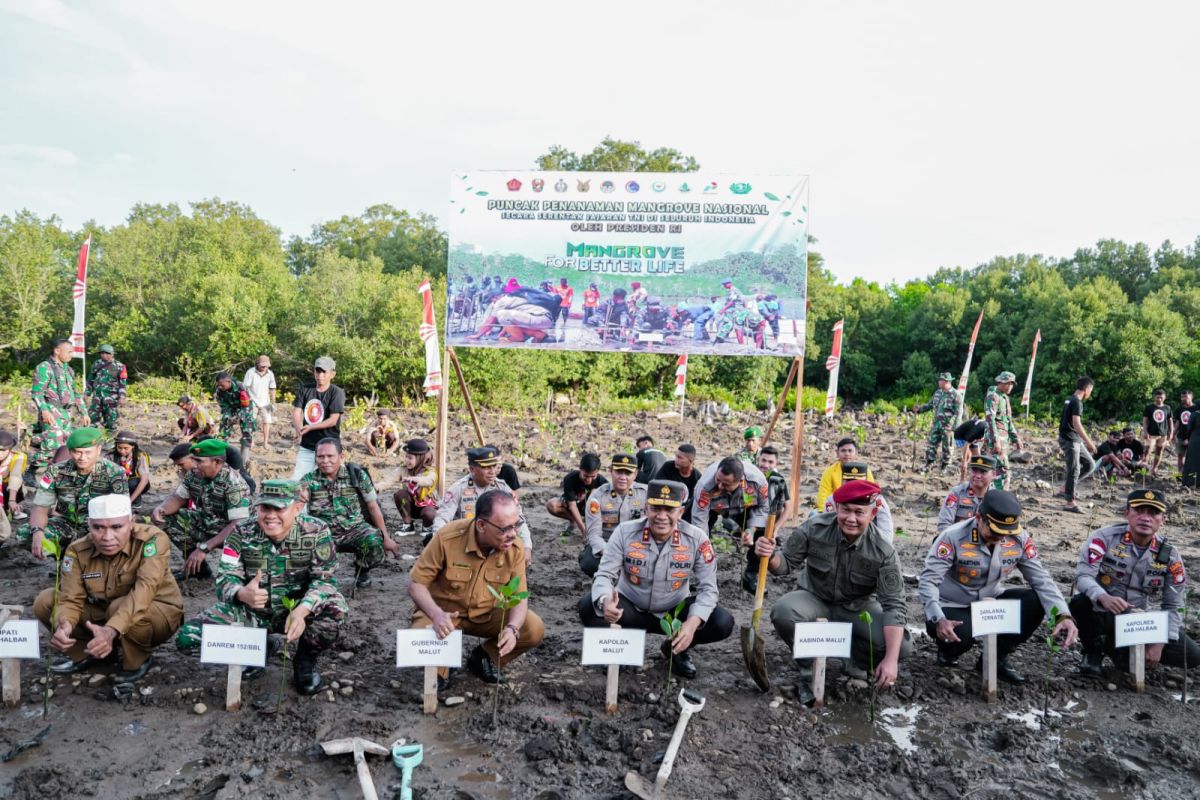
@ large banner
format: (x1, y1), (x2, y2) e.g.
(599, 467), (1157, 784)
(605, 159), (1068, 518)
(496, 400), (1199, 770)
(445, 172), (808, 357)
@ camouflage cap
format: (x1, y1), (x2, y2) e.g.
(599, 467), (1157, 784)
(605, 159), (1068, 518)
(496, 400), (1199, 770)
(995, 371), (1017, 383)
(646, 479), (688, 507)
(937, 372), (953, 382)
(66, 427), (103, 449)
(190, 438), (228, 458)
(255, 479), (302, 508)
(611, 453), (637, 473)
(98, 344), (115, 354)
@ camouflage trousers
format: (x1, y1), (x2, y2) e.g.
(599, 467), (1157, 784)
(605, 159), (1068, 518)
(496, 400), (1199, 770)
(985, 432), (1012, 488)
(41, 516), (87, 548)
(924, 418), (954, 467)
(31, 411), (72, 473)
(332, 522), (385, 571)
(175, 596), (348, 653)
(89, 398), (120, 433)
(162, 508), (223, 556)
(220, 409), (258, 448)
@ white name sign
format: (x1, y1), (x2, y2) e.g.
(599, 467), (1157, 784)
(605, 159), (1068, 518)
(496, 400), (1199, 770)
(1114, 611), (1170, 647)
(396, 629), (463, 668)
(791, 622), (853, 659)
(0, 620), (40, 660)
(200, 625), (267, 667)
(971, 600), (1021, 637)
(581, 628), (646, 666)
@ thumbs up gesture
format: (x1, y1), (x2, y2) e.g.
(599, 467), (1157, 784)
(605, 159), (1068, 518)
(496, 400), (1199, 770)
(603, 590), (624, 624)
(83, 621), (117, 659)
(238, 569), (269, 609)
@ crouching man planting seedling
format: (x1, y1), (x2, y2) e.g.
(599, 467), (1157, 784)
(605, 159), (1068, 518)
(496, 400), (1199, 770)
(175, 480), (348, 696)
(35, 494), (183, 699)
(408, 490), (544, 695)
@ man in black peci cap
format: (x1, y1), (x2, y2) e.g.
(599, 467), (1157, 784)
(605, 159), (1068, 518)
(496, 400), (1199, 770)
(1071, 489), (1198, 677)
(919, 489), (1078, 683)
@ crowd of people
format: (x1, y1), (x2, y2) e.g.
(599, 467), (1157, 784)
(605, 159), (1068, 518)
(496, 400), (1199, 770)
(0, 339), (1194, 713)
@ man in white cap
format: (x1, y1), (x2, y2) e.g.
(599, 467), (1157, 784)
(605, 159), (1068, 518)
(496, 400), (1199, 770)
(291, 356), (346, 480)
(33, 494), (183, 691)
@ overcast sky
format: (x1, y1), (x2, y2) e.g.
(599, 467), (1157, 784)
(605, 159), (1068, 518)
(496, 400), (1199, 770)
(2, 0), (1198, 284)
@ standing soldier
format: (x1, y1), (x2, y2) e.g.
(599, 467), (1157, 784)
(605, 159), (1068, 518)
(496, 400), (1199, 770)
(30, 338), (89, 477)
(984, 371), (1023, 489)
(214, 371), (257, 461)
(581, 454), (647, 577)
(301, 437), (398, 590)
(28, 428), (128, 558)
(1072, 489), (1197, 677)
(740, 427), (763, 463)
(86, 344), (127, 434)
(151, 438), (251, 579)
(914, 372), (961, 472)
(175, 480), (349, 695)
(937, 455), (997, 532)
(580, 479), (734, 679)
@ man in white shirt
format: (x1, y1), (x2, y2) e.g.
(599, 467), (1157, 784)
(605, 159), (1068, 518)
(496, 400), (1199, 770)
(243, 355), (277, 448)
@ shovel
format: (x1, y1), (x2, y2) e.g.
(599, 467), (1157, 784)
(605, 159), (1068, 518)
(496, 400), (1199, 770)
(391, 742), (424, 800)
(741, 478), (786, 691)
(320, 736), (389, 800)
(624, 688), (706, 799)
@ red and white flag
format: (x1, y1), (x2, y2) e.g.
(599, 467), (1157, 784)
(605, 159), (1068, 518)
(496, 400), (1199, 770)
(825, 319), (843, 417)
(417, 279), (442, 396)
(1020, 329), (1041, 407)
(673, 354), (688, 398)
(955, 309), (984, 423)
(70, 235), (91, 359)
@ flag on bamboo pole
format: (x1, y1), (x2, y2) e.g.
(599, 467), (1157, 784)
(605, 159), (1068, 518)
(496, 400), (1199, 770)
(70, 235), (91, 359)
(1021, 328), (1041, 408)
(824, 319), (843, 417)
(673, 354), (688, 397)
(417, 279), (442, 396)
(955, 309), (984, 423)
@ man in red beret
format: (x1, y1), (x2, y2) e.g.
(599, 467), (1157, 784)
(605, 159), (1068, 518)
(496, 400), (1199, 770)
(755, 479), (911, 704)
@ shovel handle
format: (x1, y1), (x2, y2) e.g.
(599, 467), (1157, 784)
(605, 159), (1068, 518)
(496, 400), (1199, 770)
(655, 707), (696, 791)
(354, 739), (379, 800)
(750, 512), (778, 621)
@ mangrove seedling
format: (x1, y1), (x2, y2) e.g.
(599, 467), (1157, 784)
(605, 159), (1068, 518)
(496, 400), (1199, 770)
(1042, 605), (1063, 718)
(41, 537), (63, 719)
(487, 576), (529, 726)
(659, 600), (686, 695)
(858, 609), (876, 723)
(278, 596), (298, 711)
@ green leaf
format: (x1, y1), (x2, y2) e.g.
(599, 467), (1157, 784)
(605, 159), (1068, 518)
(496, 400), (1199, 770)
(670, 619), (682, 635)
(511, 591), (530, 601)
(858, 610), (873, 624)
(659, 618), (673, 636)
(486, 585), (503, 601)
(673, 600), (686, 617)
(42, 539), (60, 559)
(505, 576), (521, 594)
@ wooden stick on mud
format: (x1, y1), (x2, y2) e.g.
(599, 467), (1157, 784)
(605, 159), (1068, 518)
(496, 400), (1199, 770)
(1, 605), (21, 708)
(422, 667), (438, 714)
(226, 664), (243, 712)
(1131, 644), (1146, 693)
(605, 623), (621, 713)
(982, 633), (998, 703)
(812, 616), (828, 709)
(447, 347), (485, 447)
(763, 356), (800, 445)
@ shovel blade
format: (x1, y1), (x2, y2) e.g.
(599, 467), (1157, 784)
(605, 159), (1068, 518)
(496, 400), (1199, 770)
(624, 771), (656, 800)
(740, 624), (770, 692)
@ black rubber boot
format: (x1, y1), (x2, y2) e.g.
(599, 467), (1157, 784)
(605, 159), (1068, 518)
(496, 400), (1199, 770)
(293, 641), (323, 695)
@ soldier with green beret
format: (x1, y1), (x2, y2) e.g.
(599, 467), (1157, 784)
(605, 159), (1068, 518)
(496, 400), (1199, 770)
(984, 371), (1023, 490)
(914, 372), (961, 472)
(151, 437), (251, 579)
(29, 427), (127, 558)
(86, 344), (127, 434)
(301, 437), (398, 590)
(176, 479), (348, 695)
(740, 426), (763, 463)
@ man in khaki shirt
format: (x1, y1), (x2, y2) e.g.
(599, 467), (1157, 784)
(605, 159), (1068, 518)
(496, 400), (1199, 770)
(408, 490), (544, 691)
(34, 494), (182, 691)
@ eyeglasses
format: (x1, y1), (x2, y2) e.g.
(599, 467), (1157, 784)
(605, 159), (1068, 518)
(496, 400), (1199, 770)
(478, 517), (523, 536)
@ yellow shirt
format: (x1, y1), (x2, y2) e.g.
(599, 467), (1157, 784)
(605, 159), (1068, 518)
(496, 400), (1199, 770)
(815, 461), (877, 511)
(0, 450), (27, 496)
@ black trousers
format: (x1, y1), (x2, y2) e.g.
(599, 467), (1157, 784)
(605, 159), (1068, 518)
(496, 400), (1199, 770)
(579, 546), (602, 577)
(577, 593), (734, 650)
(926, 588), (1044, 659)
(1068, 593), (1200, 668)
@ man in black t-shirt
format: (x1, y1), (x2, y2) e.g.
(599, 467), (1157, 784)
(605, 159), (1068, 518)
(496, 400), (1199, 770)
(634, 435), (667, 485)
(1057, 377), (1097, 513)
(952, 418), (988, 482)
(291, 356), (347, 480)
(652, 444), (700, 523)
(1175, 390), (1195, 473)
(546, 452), (608, 537)
(1142, 388), (1172, 477)
(497, 459), (521, 500)
(1120, 427), (1147, 472)
(1093, 430), (1130, 479)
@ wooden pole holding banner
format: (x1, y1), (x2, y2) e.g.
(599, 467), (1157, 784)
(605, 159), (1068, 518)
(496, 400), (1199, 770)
(436, 348), (451, 495)
(447, 347), (485, 447)
(763, 356), (800, 446)
(982, 633), (998, 703)
(1, 605), (21, 708)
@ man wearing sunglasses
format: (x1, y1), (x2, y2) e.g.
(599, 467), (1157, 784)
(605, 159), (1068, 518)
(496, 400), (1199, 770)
(409, 490), (544, 689)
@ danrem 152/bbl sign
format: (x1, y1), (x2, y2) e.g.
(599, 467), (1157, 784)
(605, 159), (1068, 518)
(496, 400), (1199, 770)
(445, 172), (808, 357)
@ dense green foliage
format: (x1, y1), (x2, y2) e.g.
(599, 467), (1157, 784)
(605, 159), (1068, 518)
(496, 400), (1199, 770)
(1, 139), (1197, 418)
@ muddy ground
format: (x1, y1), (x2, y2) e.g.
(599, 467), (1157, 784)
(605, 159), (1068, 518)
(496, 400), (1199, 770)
(2, 403), (1199, 800)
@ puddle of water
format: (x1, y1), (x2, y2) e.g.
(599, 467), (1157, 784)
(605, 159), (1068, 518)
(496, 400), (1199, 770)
(823, 704), (924, 753)
(878, 706), (921, 753)
(123, 720), (147, 736)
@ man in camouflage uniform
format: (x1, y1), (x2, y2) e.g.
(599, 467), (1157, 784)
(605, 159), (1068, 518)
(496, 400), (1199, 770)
(30, 338), (89, 475)
(915, 372), (961, 471)
(86, 344), (127, 433)
(984, 371), (1023, 489)
(214, 371), (257, 460)
(151, 438), (251, 579)
(431, 445), (531, 559)
(29, 427), (127, 558)
(301, 437), (398, 589)
(176, 480), (348, 695)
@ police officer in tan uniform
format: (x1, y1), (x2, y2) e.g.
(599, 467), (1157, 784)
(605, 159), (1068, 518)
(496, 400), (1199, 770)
(409, 490), (544, 691)
(35, 494), (182, 693)
(919, 489), (1078, 682)
(581, 453), (647, 576)
(1071, 489), (1198, 677)
(580, 479), (733, 679)
(430, 445), (531, 558)
(936, 454), (997, 532)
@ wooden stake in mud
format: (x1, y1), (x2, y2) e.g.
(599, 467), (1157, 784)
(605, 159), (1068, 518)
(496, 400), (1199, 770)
(1131, 643), (1146, 693)
(981, 633), (998, 703)
(811, 616), (828, 709)
(605, 623), (621, 713)
(225, 622), (244, 712)
(447, 347), (485, 447)
(762, 356), (800, 446)
(422, 667), (438, 715)
(1, 605), (22, 708)
(435, 348), (451, 495)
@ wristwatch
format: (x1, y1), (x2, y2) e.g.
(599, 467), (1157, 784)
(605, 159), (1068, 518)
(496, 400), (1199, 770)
(505, 623), (520, 641)
(196, 542), (211, 553)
